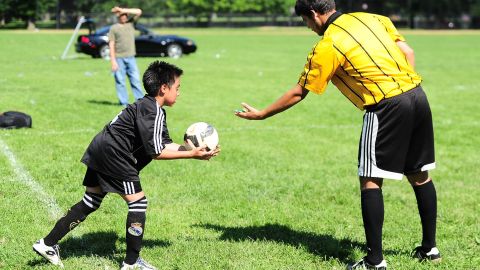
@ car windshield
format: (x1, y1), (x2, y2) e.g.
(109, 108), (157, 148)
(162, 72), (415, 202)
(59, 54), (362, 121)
(92, 24), (153, 36)
(135, 24), (154, 35)
(94, 26), (111, 35)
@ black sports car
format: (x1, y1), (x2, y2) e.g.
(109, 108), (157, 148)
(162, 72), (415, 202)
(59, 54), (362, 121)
(75, 20), (197, 59)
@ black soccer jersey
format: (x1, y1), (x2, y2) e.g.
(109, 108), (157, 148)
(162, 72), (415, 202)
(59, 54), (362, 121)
(81, 96), (173, 181)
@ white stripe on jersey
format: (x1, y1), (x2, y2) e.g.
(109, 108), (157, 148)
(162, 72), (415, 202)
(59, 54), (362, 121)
(153, 105), (160, 154)
(153, 104), (165, 154)
(158, 113), (165, 151)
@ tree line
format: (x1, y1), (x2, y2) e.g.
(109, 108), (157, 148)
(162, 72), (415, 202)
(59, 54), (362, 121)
(1, 0), (480, 29)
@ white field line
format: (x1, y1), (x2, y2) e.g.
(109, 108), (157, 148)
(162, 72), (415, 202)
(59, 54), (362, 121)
(0, 137), (63, 220)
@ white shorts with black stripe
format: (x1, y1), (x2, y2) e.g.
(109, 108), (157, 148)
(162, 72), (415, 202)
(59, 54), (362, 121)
(83, 167), (142, 195)
(358, 87), (435, 180)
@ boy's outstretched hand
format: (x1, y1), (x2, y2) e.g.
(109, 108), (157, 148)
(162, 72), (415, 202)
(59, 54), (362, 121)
(186, 140), (220, 160)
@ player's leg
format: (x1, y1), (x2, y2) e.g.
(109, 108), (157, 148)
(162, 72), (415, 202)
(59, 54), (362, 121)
(118, 183), (155, 270)
(403, 87), (440, 262)
(42, 186), (106, 244)
(124, 57), (144, 101)
(351, 94), (415, 269)
(407, 171), (439, 261)
(33, 168), (107, 266)
(114, 57), (129, 106)
(357, 177), (385, 268)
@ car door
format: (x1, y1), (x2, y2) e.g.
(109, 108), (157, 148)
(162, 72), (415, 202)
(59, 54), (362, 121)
(134, 28), (157, 56)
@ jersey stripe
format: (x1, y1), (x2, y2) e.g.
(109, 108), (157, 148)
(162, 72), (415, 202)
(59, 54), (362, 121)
(347, 13), (402, 72)
(334, 73), (364, 103)
(298, 12), (422, 109)
(332, 22), (397, 93)
(153, 105), (165, 154)
(303, 43), (320, 87)
(333, 44), (380, 101)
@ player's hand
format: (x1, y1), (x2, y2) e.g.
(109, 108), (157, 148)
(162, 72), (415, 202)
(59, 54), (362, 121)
(186, 140), (219, 160)
(234, 102), (265, 120)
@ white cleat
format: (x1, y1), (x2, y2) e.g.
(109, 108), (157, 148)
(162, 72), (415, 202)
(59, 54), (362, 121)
(32, 238), (64, 268)
(121, 257), (157, 270)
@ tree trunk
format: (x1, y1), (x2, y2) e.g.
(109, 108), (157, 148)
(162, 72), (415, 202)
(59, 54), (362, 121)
(27, 19), (36, 30)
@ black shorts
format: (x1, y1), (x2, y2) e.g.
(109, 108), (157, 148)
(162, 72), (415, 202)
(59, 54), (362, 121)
(358, 86), (435, 180)
(83, 167), (143, 195)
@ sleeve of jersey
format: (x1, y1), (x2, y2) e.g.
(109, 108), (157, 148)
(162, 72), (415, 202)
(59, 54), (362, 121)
(375, 15), (405, 42)
(297, 38), (340, 95)
(137, 106), (167, 156)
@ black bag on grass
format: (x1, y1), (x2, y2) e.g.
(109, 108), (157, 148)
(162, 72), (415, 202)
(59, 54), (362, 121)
(0, 111), (32, 129)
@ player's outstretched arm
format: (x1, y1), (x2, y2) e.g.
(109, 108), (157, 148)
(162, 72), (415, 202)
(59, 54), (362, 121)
(235, 84), (308, 120)
(154, 141), (220, 160)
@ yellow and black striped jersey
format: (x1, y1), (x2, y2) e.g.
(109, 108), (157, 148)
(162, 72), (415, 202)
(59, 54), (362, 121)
(298, 12), (422, 110)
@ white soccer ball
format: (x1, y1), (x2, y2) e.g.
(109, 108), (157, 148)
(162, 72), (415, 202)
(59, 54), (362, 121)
(184, 122), (219, 151)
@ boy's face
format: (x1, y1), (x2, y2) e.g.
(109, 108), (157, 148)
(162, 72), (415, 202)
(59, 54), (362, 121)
(162, 76), (181, 106)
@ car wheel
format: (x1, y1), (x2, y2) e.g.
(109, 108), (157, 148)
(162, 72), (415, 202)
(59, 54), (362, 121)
(167, 44), (183, 58)
(99, 44), (110, 60)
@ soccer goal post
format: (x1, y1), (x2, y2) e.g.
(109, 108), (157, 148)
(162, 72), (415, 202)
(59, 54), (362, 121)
(61, 16), (86, 60)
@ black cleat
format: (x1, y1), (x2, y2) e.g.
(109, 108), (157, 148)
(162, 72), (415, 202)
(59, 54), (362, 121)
(412, 246), (442, 263)
(347, 257), (387, 270)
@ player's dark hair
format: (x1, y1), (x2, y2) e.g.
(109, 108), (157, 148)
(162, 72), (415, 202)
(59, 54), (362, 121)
(295, 0), (336, 17)
(142, 61), (183, 96)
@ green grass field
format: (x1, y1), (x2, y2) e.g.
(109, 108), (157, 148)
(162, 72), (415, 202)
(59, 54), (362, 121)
(0, 27), (479, 269)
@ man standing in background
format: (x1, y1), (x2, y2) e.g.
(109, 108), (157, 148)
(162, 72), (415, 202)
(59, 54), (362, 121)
(109, 6), (144, 106)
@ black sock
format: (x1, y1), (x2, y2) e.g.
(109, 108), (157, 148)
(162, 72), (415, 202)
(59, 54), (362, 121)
(125, 196), (148, 265)
(361, 188), (384, 265)
(413, 180), (437, 251)
(44, 192), (105, 246)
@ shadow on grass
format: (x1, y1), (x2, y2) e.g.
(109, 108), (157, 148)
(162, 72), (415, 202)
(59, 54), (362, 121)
(28, 231), (170, 267)
(88, 100), (122, 106)
(195, 223), (402, 264)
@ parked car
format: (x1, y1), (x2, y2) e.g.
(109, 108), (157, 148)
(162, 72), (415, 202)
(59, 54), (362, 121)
(75, 19), (197, 59)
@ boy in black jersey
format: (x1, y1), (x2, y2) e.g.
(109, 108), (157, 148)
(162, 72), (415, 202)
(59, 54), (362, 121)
(33, 61), (219, 270)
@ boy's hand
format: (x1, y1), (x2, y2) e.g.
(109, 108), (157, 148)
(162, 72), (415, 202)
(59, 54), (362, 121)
(186, 140), (220, 160)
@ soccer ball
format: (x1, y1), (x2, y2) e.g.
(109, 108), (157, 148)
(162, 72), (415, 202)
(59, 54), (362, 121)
(183, 122), (219, 151)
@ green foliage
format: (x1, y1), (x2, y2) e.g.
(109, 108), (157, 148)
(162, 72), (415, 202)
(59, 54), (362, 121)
(2, 0), (480, 28)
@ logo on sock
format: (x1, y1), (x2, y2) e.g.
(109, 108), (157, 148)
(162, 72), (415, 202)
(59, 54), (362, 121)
(128, 222), (143, 236)
(69, 220), (81, 230)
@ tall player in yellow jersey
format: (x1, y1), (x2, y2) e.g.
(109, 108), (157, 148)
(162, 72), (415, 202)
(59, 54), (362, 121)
(235, 0), (440, 269)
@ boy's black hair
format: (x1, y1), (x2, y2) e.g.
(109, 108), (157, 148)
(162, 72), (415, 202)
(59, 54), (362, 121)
(295, 0), (336, 18)
(142, 61), (183, 96)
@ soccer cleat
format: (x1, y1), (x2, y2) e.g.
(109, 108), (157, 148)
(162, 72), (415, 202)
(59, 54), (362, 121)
(347, 257), (387, 270)
(412, 246), (442, 262)
(121, 257), (157, 270)
(32, 239), (64, 268)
